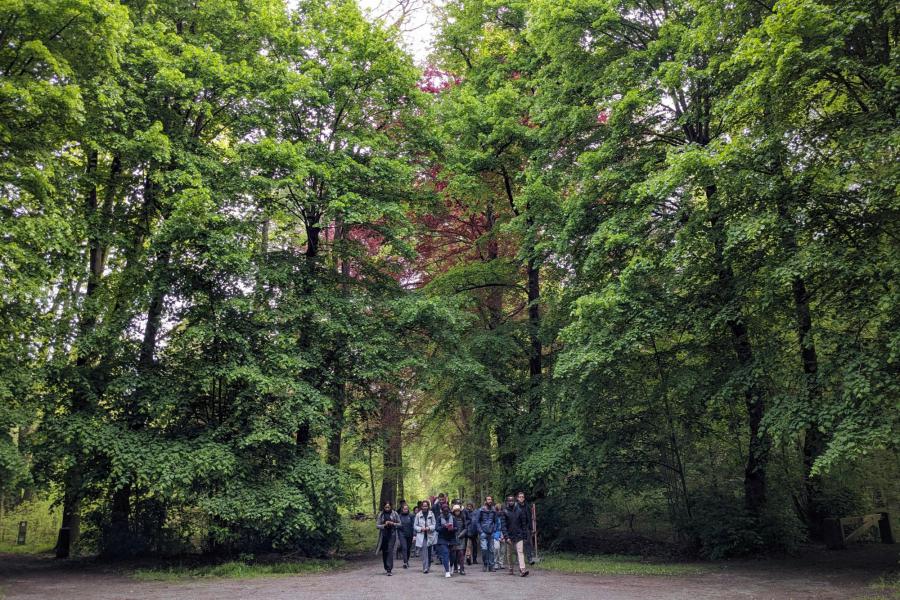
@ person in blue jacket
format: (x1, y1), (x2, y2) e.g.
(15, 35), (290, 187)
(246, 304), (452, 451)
(474, 495), (499, 572)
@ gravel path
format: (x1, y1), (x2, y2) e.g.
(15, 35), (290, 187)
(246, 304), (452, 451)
(0, 551), (891, 600)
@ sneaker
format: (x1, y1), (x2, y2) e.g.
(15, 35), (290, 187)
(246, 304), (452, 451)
(460, 570), (466, 575)
(466, 557), (471, 565)
(403, 563), (408, 569)
(520, 570), (529, 577)
(445, 572), (451, 578)
(386, 572), (392, 576)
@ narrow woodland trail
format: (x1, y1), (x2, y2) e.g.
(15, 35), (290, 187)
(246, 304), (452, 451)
(0, 550), (891, 600)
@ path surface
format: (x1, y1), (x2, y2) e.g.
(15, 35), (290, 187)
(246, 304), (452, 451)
(0, 549), (894, 600)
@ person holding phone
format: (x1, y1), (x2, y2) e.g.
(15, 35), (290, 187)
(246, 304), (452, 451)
(435, 502), (457, 577)
(414, 499), (437, 573)
(375, 502), (401, 576)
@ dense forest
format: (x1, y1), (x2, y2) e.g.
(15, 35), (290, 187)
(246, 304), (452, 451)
(1, 0), (897, 561)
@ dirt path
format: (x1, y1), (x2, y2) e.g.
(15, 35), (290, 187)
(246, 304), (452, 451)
(0, 549), (894, 600)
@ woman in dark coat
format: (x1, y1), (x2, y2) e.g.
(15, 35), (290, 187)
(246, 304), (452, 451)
(434, 503), (458, 578)
(397, 504), (415, 568)
(375, 502), (401, 575)
(450, 504), (467, 574)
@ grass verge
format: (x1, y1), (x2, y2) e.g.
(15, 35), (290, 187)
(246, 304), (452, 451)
(859, 574), (900, 600)
(0, 497), (60, 555)
(131, 558), (345, 581)
(535, 552), (708, 577)
(338, 516), (377, 555)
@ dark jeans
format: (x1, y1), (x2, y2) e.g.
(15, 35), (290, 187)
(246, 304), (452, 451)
(435, 543), (451, 573)
(381, 536), (396, 572)
(523, 534), (533, 562)
(398, 535), (412, 565)
(479, 533), (494, 569)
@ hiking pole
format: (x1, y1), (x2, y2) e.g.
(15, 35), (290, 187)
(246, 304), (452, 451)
(531, 503), (539, 563)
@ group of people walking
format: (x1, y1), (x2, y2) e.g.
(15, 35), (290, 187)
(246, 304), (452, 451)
(375, 492), (535, 578)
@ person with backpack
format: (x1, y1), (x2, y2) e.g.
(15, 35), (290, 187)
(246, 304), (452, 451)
(375, 502), (401, 576)
(414, 499), (437, 573)
(474, 495), (499, 572)
(493, 504), (505, 570)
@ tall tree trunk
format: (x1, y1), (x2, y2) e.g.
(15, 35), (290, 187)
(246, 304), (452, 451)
(326, 383), (346, 466)
(106, 249), (171, 555)
(139, 251), (170, 369)
(706, 185), (768, 514)
(368, 444), (377, 515)
(483, 197), (503, 329)
(501, 166), (543, 422)
(526, 256), (541, 415)
(776, 200), (825, 531)
(56, 149), (111, 558)
(296, 219), (322, 448)
(326, 217), (349, 466)
(378, 393), (402, 509)
(57, 149), (104, 558)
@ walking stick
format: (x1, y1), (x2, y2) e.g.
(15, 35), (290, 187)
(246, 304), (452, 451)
(531, 503), (539, 562)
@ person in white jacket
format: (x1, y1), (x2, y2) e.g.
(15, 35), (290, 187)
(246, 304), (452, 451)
(414, 500), (437, 573)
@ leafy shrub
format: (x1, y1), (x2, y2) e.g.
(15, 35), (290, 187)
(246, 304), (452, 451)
(682, 491), (804, 559)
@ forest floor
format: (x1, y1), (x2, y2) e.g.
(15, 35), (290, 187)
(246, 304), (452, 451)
(0, 545), (897, 600)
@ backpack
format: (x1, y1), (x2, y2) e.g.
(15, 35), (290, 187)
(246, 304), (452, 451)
(467, 508), (480, 536)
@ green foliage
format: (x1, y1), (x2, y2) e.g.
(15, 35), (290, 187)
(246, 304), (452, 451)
(536, 553), (707, 577)
(0, 497), (59, 554)
(2, 0), (897, 564)
(680, 491), (804, 559)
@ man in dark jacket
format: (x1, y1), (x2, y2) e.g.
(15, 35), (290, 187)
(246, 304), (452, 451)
(397, 503), (415, 568)
(474, 496), (499, 571)
(503, 496), (530, 576)
(463, 501), (478, 565)
(375, 502), (401, 576)
(431, 493), (446, 520)
(517, 491), (535, 564)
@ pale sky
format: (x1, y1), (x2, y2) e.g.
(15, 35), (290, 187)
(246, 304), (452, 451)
(286, 0), (439, 64)
(357, 0), (440, 63)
